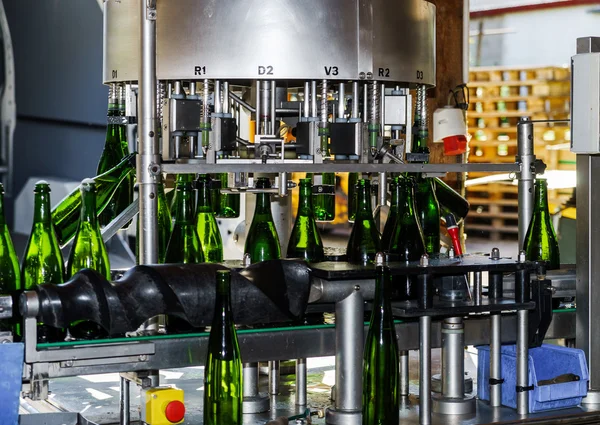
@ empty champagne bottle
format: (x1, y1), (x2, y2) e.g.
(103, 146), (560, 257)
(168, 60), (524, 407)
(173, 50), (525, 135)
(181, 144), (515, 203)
(434, 177), (470, 224)
(135, 182), (172, 264)
(52, 152), (136, 246)
(217, 173), (240, 219)
(165, 179), (204, 264)
(347, 172), (359, 222)
(415, 176), (441, 255)
(196, 175), (224, 262)
(411, 127), (430, 155)
(98, 84), (132, 227)
(524, 178), (560, 269)
(169, 174), (195, 228)
(0, 183), (21, 336)
(204, 270), (242, 425)
(388, 176), (426, 261)
(287, 178), (324, 262)
(22, 181), (66, 343)
(346, 179), (381, 265)
(313, 173), (336, 222)
(245, 177), (281, 263)
(381, 177), (400, 250)
(67, 179), (110, 340)
(363, 264), (399, 425)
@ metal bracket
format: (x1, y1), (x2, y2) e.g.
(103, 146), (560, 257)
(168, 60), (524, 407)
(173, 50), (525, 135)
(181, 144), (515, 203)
(146, 0), (156, 20)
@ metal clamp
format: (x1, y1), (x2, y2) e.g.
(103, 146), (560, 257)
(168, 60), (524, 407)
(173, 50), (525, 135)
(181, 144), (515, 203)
(516, 385), (534, 393)
(0, 295), (12, 319)
(489, 378), (505, 386)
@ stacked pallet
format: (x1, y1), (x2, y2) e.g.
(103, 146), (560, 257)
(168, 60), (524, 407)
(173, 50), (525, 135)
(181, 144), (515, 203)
(466, 66), (574, 240)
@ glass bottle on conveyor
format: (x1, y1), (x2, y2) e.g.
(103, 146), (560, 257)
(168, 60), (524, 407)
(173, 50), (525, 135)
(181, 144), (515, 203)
(204, 270), (242, 425)
(245, 177), (281, 263)
(415, 175), (441, 255)
(135, 181), (172, 264)
(66, 179), (110, 340)
(0, 183), (21, 337)
(22, 181), (66, 343)
(347, 178), (381, 264)
(287, 178), (324, 262)
(196, 174), (224, 263)
(523, 177), (560, 269)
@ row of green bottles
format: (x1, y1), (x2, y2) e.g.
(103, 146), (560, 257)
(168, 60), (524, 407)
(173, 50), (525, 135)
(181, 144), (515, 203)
(165, 179), (204, 264)
(287, 178), (325, 262)
(347, 179), (381, 264)
(523, 178), (560, 269)
(0, 183), (21, 336)
(98, 85), (133, 227)
(244, 177), (281, 263)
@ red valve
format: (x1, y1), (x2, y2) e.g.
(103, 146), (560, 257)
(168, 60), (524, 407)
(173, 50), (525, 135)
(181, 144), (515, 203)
(165, 400), (186, 423)
(446, 213), (463, 257)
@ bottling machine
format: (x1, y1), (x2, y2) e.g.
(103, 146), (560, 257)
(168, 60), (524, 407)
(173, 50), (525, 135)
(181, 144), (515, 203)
(4, 1), (600, 424)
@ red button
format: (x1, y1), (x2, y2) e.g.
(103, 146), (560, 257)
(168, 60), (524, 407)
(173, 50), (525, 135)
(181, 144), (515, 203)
(165, 400), (185, 423)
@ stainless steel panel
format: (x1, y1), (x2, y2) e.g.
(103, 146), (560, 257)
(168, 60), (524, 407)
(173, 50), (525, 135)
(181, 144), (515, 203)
(103, 0), (140, 84)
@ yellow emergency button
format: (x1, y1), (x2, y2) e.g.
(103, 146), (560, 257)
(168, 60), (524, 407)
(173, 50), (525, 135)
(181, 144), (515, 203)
(142, 387), (185, 425)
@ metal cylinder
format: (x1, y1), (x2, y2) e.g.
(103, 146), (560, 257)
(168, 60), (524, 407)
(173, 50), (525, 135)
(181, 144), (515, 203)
(378, 172), (387, 207)
(262, 81), (270, 134)
(119, 376), (130, 425)
(269, 360), (280, 395)
(515, 269), (531, 304)
(304, 82), (310, 119)
(517, 117), (535, 248)
(255, 80), (261, 130)
(490, 313), (502, 407)
(489, 272), (504, 299)
(223, 81), (230, 114)
(214, 79), (222, 113)
(335, 290), (364, 412)
(441, 317), (465, 399)
(296, 358), (307, 406)
(400, 350), (409, 397)
(270, 80), (277, 135)
(338, 82), (345, 120)
(351, 82), (359, 120)
(380, 83), (385, 132)
(311, 81), (317, 118)
(517, 309), (529, 415)
(279, 172), (288, 197)
(474, 272), (482, 305)
(419, 315), (432, 425)
(363, 83), (368, 123)
(202, 79), (210, 125)
(243, 362), (259, 397)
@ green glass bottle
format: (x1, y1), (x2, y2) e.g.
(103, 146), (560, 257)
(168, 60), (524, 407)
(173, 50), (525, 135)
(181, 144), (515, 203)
(411, 127), (430, 155)
(165, 180), (204, 264)
(98, 85), (131, 227)
(245, 177), (281, 263)
(434, 178), (470, 223)
(348, 172), (359, 222)
(67, 179), (110, 340)
(204, 270), (242, 425)
(287, 178), (324, 262)
(0, 183), (21, 336)
(363, 264), (399, 425)
(22, 181), (66, 343)
(52, 153), (136, 246)
(169, 174), (195, 228)
(381, 177), (400, 250)
(217, 173), (240, 219)
(135, 182), (172, 264)
(313, 173), (336, 222)
(209, 175), (222, 216)
(346, 179), (381, 265)
(196, 175), (224, 262)
(415, 176), (441, 255)
(116, 86), (134, 227)
(388, 176), (426, 261)
(524, 178), (560, 269)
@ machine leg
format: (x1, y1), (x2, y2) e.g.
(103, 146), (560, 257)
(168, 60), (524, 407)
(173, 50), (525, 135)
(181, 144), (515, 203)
(400, 350), (409, 398)
(419, 315), (431, 425)
(243, 362), (270, 413)
(490, 312), (502, 407)
(516, 309), (529, 415)
(119, 376), (130, 425)
(325, 289), (363, 425)
(269, 360), (280, 395)
(296, 358), (307, 406)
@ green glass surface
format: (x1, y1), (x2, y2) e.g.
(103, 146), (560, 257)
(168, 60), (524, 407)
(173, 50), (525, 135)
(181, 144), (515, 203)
(98, 92), (132, 227)
(524, 178), (560, 269)
(67, 179), (110, 340)
(52, 153), (136, 246)
(381, 177), (399, 250)
(245, 177), (281, 263)
(313, 172), (335, 222)
(170, 175), (195, 229)
(165, 180), (204, 264)
(204, 270), (242, 425)
(388, 176), (426, 261)
(287, 178), (325, 262)
(363, 265), (399, 425)
(411, 128), (430, 155)
(196, 175), (224, 262)
(217, 173), (240, 219)
(135, 182), (172, 264)
(0, 183), (21, 335)
(434, 177), (470, 223)
(346, 179), (381, 265)
(22, 182), (66, 343)
(415, 176), (441, 254)
(348, 172), (359, 222)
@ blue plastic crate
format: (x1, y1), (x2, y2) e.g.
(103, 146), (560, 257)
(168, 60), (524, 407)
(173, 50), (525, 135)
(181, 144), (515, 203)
(477, 344), (588, 413)
(0, 342), (24, 425)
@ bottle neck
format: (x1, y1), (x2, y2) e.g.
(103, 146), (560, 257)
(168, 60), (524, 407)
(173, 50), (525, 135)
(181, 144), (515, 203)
(373, 266), (392, 312)
(0, 192), (5, 226)
(215, 273), (233, 319)
(80, 189), (98, 225)
(255, 192), (272, 215)
(297, 184), (313, 215)
(534, 181), (550, 211)
(174, 184), (195, 224)
(400, 183), (415, 216)
(356, 184), (373, 215)
(33, 192), (52, 224)
(196, 182), (212, 212)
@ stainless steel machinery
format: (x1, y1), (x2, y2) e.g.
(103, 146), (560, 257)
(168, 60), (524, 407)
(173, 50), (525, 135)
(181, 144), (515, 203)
(7, 1), (600, 425)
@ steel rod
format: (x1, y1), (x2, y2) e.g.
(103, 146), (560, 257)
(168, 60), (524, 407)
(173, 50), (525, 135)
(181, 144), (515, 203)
(517, 117), (535, 247)
(243, 362), (259, 397)
(119, 376), (130, 425)
(338, 82), (345, 120)
(304, 82), (310, 119)
(490, 312), (502, 407)
(229, 91), (256, 113)
(474, 272), (483, 305)
(270, 80), (276, 135)
(400, 350), (409, 397)
(295, 358), (307, 406)
(351, 81), (359, 120)
(311, 81), (317, 118)
(223, 81), (230, 114)
(419, 315), (432, 425)
(517, 309), (529, 415)
(441, 317), (464, 399)
(214, 79), (222, 114)
(268, 360), (280, 395)
(256, 80), (261, 134)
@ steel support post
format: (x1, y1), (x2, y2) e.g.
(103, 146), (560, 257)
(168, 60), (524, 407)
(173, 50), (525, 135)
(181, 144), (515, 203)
(419, 315), (432, 425)
(243, 362), (269, 413)
(296, 358), (307, 406)
(400, 350), (409, 397)
(119, 377), (130, 425)
(325, 289), (363, 425)
(517, 117), (535, 248)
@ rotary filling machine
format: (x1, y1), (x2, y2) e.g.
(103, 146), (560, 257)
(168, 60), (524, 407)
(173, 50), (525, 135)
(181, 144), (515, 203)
(5, 1), (600, 424)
